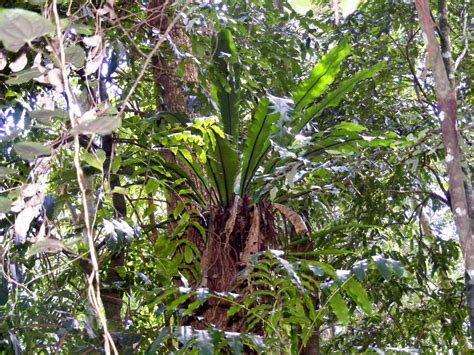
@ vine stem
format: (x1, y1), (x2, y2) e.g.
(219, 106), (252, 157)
(51, 1), (117, 353)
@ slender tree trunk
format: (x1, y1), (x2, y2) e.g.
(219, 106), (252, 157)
(415, 0), (474, 340)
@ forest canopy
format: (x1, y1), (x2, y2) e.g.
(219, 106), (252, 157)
(0, 0), (472, 353)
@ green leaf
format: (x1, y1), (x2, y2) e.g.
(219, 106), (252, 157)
(373, 255), (392, 280)
(26, 238), (66, 259)
(240, 98), (279, 196)
(71, 116), (121, 135)
(352, 259), (369, 281)
(293, 39), (351, 111)
(329, 293), (350, 326)
(343, 278), (372, 315)
(227, 305), (242, 318)
(211, 29), (241, 140)
(166, 293), (192, 312)
(6, 67), (42, 85)
(296, 62), (384, 132)
(64, 45), (85, 68)
(14, 141), (51, 160)
(0, 9), (54, 52)
(82, 149), (106, 172)
(182, 299), (202, 317)
(29, 109), (68, 124)
(335, 121), (367, 132)
(0, 196), (11, 213)
(206, 136), (239, 207)
(112, 156), (122, 174)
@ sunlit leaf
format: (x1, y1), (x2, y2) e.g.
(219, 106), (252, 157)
(329, 293), (350, 326)
(343, 278), (372, 315)
(293, 39), (351, 111)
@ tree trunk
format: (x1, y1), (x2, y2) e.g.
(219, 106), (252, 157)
(415, 0), (474, 341)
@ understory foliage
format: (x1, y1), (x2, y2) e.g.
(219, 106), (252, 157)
(0, 0), (472, 353)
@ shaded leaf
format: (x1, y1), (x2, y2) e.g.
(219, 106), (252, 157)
(29, 109), (68, 124)
(26, 238), (66, 258)
(206, 136), (239, 207)
(71, 116), (121, 135)
(64, 45), (85, 68)
(6, 67), (42, 85)
(14, 141), (51, 160)
(0, 9), (54, 52)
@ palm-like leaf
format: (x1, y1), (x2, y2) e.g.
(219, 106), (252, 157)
(295, 62), (385, 133)
(206, 136), (239, 207)
(239, 98), (279, 196)
(211, 29), (241, 142)
(292, 39), (351, 112)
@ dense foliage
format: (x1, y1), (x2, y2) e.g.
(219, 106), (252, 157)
(0, 0), (472, 353)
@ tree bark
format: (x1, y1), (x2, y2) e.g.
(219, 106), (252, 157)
(415, 0), (474, 341)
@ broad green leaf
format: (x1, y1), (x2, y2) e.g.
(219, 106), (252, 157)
(6, 67), (42, 85)
(227, 305), (243, 318)
(352, 259), (369, 281)
(64, 45), (85, 68)
(206, 136), (239, 207)
(29, 109), (68, 124)
(211, 29), (240, 141)
(343, 278), (372, 315)
(297, 62), (384, 132)
(0, 9), (54, 52)
(82, 149), (106, 172)
(329, 293), (350, 326)
(195, 329), (214, 355)
(373, 255), (392, 280)
(71, 116), (121, 135)
(26, 238), (66, 258)
(14, 141), (51, 160)
(182, 299), (202, 317)
(166, 293), (192, 312)
(293, 40), (351, 111)
(146, 328), (170, 355)
(240, 98), (279, 196)
(0, 196), (11, 213)
(335, 121), (367, 132)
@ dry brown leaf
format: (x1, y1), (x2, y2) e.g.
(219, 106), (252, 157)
(241, 206), (261, 267)
(273, 203), (309, 235)
(224, 195), (240, 243)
